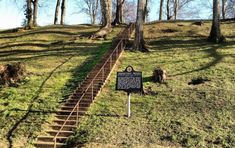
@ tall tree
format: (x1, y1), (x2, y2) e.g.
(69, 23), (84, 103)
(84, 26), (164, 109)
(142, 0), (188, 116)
(32, 0), (38, 26)
(112, 0), (125, 25)
(134, 0), (148, 52)
(60, 0), (67, 25)
(54, 0), (61, 24)
(222, 0), (227, 19)
(90, 0), (112, 39)
(174, 0), (178, 20)
(208, 0), (225, 43)
(166, 0), (171, 20)
(159, 0), (164, 20)
(26, 0), (33, 29)
(100, 0), (112, 28)
(143, 0), (149, 22)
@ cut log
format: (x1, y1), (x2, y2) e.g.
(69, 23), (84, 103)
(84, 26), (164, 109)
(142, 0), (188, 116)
(152, 68), (166, 83)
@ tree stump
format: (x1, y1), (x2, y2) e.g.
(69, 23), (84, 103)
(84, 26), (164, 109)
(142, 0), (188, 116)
(152, 68), (166, 83)
(0, 63), (26, 87)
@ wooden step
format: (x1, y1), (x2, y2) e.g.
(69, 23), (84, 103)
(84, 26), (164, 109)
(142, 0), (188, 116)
(33, 141), (66, 148)
(66, 98), (93, 103)
(53, 119), (78, 125)
(60, 106), (88, 111)
(37, 135), (68, 143)
(63, 102), (90, 107)
(55, 114), (81, 119)
(46, 130), (74, 137)
(56, 110), (86, 115)
(50, 124), (77, 130)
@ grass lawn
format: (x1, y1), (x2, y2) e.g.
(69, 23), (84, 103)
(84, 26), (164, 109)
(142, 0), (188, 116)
(0, 25), (121, 147)
(68, 21), (235, 148)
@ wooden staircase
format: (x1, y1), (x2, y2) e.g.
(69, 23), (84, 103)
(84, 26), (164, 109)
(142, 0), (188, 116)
(34, 24), (135, 148)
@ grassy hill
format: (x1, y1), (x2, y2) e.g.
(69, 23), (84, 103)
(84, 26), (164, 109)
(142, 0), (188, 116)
(0, 25), (121, 147)
(67, 21), (235, 148)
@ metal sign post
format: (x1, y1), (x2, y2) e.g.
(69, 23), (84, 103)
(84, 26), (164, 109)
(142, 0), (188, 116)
(127, 92), (131, 118)
(116, 66), (143, 118)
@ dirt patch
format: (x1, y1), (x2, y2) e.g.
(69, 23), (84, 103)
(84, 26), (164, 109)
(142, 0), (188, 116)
(188, 77), (211, 85)
(161, 29), (179, 33)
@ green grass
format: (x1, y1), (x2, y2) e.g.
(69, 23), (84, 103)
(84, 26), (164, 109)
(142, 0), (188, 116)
(68, 21), (235, 148)
(0, 25), (122, 147)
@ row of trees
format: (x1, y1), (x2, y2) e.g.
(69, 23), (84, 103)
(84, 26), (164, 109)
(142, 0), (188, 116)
(23, 0), (235, 29)
(23, 0), (233, 51)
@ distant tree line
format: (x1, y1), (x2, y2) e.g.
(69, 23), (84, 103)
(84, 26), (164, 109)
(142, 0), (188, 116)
(5, 0), (234, 49)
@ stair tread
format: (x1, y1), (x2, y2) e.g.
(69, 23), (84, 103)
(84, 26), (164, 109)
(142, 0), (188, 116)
(33, 141), (66, 145)
(51, 124), (77, 127)
(46, 130), (74, 133)
(37, 135), (68, 139)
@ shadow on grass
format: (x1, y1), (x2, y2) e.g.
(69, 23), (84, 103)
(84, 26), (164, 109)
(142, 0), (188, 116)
(4, 40), (111, 147)
(0, 42), (100, 59)
(148, 37), (235, 76)
(6, 56), (74, 148)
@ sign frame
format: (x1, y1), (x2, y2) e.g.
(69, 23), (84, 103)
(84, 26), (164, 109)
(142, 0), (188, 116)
(116, 65), (143, 93)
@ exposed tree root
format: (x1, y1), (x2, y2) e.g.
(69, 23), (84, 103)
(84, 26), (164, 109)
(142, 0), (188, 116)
(89, 27), (112, 39)
(0, 63), (26, 87)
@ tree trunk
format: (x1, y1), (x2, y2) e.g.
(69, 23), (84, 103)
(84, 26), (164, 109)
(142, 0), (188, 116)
(91, 0), (112, 39)
(26, 0), (33, 29)
(166, 0), (170, 20)
(222, 0), (226, 19)
(159, 0), (164, 20)
(208, 0), (225, 43)
(100, 0), (112, 28)
(32, 0), (38, 26)
(54, 0), (61, 25)
(134, 0), (148, 52)
(143, 0), (148, 23)
(174, 0), (178, 20)
(60, 0), (66, 25)
(112, 0), (125, 25)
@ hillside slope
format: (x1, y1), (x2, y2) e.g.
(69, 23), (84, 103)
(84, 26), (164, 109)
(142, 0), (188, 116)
(0, 25), (121, 147)
(68, 21), (235, 148)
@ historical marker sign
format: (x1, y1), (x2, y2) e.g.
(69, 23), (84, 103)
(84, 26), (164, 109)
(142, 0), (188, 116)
(116, 66), (143, 92)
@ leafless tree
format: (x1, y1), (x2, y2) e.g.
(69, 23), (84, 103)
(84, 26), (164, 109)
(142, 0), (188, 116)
(159, 0), (164, 20)
(134, 0), (148, 52)
(208, 0), (225, 43)
(32, 0), (38, 26)
(123, 0), (137, 23)
(54, 0), (61, 24)
(60, 0), (67, 25)
(25, 0), (33, 29)
(90, 0), (112, 39)
(112, 0), (125, 25)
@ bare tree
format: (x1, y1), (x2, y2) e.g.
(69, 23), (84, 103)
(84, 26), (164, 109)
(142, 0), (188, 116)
(134, 0), (148, 52)
(166, 0), (171, 20)
(90, 0), (112, 39)
(54, 0), (61, 24)
(123, 0), (137, 23)
(159, 0), (164, 20)
(143, 0), (149, 22)
(208, 0), (225, 43)
(226, 0), (235, 18)
(26, 0), (33, 29)
(60, 0), (67, 25)
(174, 0), (178, 19)
(222, 0), (227, 19)
(32, 0), (38, 26)
(112, 0), (125, 25)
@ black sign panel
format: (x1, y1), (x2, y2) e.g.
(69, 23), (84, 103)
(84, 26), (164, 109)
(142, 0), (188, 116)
(116, 66), (143, 92)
